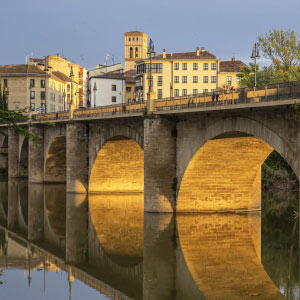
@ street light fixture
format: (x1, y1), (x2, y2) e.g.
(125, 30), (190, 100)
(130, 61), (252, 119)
(147, 38), (155, 94)
(69, 66), (74, 107)
(251, 42), (260, 89)
(93, 82), (97, 108)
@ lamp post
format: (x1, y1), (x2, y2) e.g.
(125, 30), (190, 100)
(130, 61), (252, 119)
(147, 38), (155, 113)
(43, 62), (52, 114)
(93, 82), (97, 108)
(251, 43), (260, 89)
(70, 66), (74, 106)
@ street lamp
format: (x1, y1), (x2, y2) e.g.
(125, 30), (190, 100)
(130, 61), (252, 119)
(251, 42), (260, 89)
(69, 66), (74, 106)
(147, 38), (155, 94)
(93, 82), (97, 108)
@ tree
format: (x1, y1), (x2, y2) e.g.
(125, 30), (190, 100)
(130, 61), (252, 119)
(258, 29), (300, 80)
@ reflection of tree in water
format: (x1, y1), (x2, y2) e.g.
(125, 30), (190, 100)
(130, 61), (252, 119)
(262, 190), (299, 299)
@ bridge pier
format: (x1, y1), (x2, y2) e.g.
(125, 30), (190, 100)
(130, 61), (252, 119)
(8, 127), (19, 178)
(144, 118), (176, 212)
(66, 122), (89, 193)
(28, 183), (44, 242)
(65, 193), (88, 264)
(28, 125), (45, 183)
(7, 180), (18, 229)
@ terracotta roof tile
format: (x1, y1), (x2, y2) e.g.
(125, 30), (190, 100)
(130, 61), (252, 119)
(150, 51), (217, 60)
(0, 64), (45, 76)
(220, 60), (248, 73)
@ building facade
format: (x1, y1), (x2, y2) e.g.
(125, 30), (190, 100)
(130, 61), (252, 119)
(124, 31), (148, 72)
(135, 48), (220, 101)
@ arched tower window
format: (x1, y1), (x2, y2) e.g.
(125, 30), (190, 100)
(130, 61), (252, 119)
(135, 47), (139, 58)
(130, 47), (133, 59)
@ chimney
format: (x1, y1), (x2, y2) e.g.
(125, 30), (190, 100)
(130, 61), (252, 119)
(232, 56), (236, 61)
(163, 49), (166, 59)
(201, 47), (205, 52)
(196, 47), (200, 56)
(57, 53), (60, 58)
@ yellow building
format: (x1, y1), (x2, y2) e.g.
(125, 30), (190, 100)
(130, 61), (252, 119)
(219, 58), (248, 90)
(136, 47), (220, 101)
(0, 64), (70, 114)
(31, 54), (87, 108)
(124, 31), (148, 71)
(124, 69), (136, 103)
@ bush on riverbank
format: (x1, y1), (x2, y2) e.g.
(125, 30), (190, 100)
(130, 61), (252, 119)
(262, 151), (298, 192)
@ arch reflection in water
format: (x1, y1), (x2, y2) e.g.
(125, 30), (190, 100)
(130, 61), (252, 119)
(177, 213), (286, 300)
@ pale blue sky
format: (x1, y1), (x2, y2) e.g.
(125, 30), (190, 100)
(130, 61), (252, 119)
(2, 0), (300, 69)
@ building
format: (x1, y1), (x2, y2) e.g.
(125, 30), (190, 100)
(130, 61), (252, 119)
(124, 69), (136, 103)
(124, 31), (148, 71)
(219, 58), (248, 89)
(135, 47), (220, 101)
(89, 72), (125, 107)
(0, 64), (68, 113)
(30, 54), (87, 109)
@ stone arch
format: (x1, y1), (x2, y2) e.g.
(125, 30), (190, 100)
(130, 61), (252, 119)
(45, 134), (66, 183)
(89, 135), (144, 193)
(177, 116), (297, 212)
(18, 138), (28, 177)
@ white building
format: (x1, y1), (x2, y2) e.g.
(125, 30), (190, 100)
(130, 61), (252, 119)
(88, 72), (125, 107)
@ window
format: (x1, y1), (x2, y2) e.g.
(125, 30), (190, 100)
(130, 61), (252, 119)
(157, 76), (163, 86)
(129, 37), (131, 41)
(211, 89), (217, 93)
(136, 37), (138, 41)
(174, 89), (179, 96)
(193, 89), (198, 95)
(158, 89), (163, 99)
(182, 89), (187, 96)
(237, 76), (241, 84)
(112, 84), (117, 91)
(67, 84), (70, 91)
(174, 63), (179, 70)
(226, 76), (232, 86)
(135, 47), (138, 58)
(203, 76), (208, 83)
(112, 96), (117, 103)
(211, 63), (217, 70)
(30, 102), (35, 111)
(133, 37), (135, 41)
(174, 76), (179, 83)
(203, 89), (208, 93)
(130, 47), (133, 58)
(211, 76), (217, 83)
(126, 87), (132, 93)
(193, 76), (198, 83)
(41, 91), (46, 100)
(182, 76), (187, 83)
(193, 63), (198, 70)
(41, 80), (45, 88)
(182, 63), (187, 70)
(30, 79), (35, 88)
(4, 79), (7, 88)
(30, 91), (35, 99)
(203, 63), (208, 70)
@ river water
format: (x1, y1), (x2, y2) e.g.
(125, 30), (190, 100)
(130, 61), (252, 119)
(0, 180), (298, 300)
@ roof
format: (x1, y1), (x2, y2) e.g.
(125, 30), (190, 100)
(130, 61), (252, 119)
(220, 60), (248, 73)
(51, 71), (71, 82)
(0, 64), (46, 76)
(91, 72), (125, 80)
(146, 50), (217, 61)
(125, 31), (144, 34)
(123, 69), (136, 83)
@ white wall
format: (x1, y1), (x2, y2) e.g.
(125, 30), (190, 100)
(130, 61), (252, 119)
(89, 77), (125, 107)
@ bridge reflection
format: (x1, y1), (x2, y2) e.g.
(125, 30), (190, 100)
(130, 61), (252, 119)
(0, 180), (297, 299)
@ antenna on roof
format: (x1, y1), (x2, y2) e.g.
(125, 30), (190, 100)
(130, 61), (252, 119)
(111, 54), (115, 65)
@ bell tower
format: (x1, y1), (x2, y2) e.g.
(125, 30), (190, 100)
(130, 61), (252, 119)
(124, 31), (148, 71)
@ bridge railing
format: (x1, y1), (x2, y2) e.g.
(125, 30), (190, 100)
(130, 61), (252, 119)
(155, 80), (300, 111)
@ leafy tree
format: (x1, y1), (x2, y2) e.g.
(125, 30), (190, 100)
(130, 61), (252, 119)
(258, 29), (300, 81)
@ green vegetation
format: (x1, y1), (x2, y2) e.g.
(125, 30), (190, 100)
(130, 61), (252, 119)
(238, 29), (300, 88)
(262, 151), (298, 192)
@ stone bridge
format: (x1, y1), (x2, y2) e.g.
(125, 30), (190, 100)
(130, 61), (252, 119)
(1, 95), (300, 213)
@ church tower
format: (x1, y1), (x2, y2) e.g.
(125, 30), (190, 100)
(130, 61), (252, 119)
(124, 31), (148, 71)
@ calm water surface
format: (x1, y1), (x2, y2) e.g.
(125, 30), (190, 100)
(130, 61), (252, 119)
(0, 180), (298, 300)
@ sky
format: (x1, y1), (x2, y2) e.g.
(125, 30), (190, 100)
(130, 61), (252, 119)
(1, 0), (300, 70)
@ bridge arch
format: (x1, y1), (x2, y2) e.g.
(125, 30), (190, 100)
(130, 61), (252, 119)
(177, 116), (297, 212)
(89, 133), (144, 193)
(45, 134), (66, 183)
(18, 138), (28, 177)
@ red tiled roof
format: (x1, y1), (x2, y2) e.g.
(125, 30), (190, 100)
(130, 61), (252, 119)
(151, 51), (217, 60)
(0, 64), (45, 76)
(220, 60), (248, 72)
(124, 69), (136, 83)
